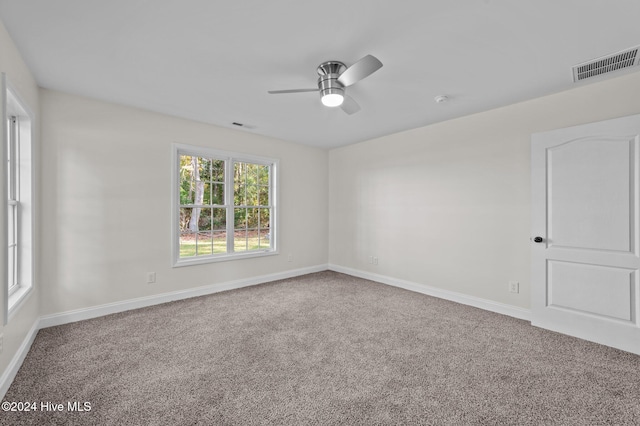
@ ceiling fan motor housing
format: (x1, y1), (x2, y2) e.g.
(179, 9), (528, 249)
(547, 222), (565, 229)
(317, 61), (346, 98)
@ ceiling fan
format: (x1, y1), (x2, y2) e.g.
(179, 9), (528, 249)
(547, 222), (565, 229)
(268, 54), (383, 115)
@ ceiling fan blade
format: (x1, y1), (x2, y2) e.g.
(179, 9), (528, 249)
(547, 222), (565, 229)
(340, 95), (361, 115)
(268, 88), (318, 94)
(337, 54), (383, 87)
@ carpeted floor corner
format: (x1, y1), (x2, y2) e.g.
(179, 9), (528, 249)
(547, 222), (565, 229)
(2, 271), (640, 425)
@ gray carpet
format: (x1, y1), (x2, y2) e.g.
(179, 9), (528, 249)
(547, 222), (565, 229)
(2, 271), (640, 425)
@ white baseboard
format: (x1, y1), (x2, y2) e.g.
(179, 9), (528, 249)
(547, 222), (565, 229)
(39, 264), (328, 329)
(0, 318), (40, 400)
(328, 264), (531, 321)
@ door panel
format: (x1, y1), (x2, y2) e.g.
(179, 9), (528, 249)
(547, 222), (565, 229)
(532, 114), (640, 354)
(548, 260), (634, 322)
(548, 138), (634, 253)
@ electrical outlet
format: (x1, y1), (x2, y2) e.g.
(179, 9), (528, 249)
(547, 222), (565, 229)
(509, 281), (519, 294)
(287, 254), (293, 262)
(368, 256), (373, 264)
(146, 272), (156, 284)
(373, 257), (378, 265)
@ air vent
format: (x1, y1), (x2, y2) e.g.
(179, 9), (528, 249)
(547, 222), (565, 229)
(573, 46), (639, 82)
(231, 121), (256, 129)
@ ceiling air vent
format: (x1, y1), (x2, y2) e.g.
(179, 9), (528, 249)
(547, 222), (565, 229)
(573, 46), (639, 82)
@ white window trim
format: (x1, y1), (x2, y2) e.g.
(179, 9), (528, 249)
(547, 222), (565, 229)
(171, 143), (278, 267)
(2, 74), (35, 325)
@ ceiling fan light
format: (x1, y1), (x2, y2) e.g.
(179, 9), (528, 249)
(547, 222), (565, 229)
(321, 93), (344, 107)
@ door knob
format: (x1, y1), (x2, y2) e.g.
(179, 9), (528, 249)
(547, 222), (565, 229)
(533, 236), (544, 243)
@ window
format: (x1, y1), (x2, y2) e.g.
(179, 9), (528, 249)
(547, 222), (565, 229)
(3, 75), (34, 324)
(7, 115), (18, 295)
(172, 144), (277, 266)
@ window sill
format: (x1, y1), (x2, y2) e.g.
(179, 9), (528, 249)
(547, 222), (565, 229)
(7, 285), (33, 323)
(173, 249), (278, 268)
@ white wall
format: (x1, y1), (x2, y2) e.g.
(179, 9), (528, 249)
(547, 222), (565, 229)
(0, 20), (40, 379)
(329, 71), (640, 309)
(39, 89), (328, 316)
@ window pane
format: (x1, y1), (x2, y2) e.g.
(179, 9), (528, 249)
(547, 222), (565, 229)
(7, 205), (15, 245)
(185, 156), (206, 206)
(234, 208), (247, 229)
(233, 206), (269, 252)
(234, 183), (246, 206)
(194, 179), (205, 205)
(180, 183), (195, 205)
(213, 231), (226, 254)
(246, 230), (261, 251)
(197, 232), (213, 256)
(258, 165), (269, 185)
(180, 207), (193, 232)
(212, 159), (225, 182)
(247, 163), (259, 185)
(258, 229), (271, 249)
(234, 162), (246, 186)
(259, 207), (270, 228)
(200, 158), (212, 182)
(198, 208), (212, 231)
(246, 185), (258, 207)
(213, 208), (226, 231)
(234, 229), (248, 252)
(258, 186), (269, 206)
(7, 118), (17, 290)
(247, 208), (259, 229)
(8, 245), (15, 290)
(180, 232), (196, 257)
(212, 183), (224, 205)
(6, 119), (12, 198)
(180, 156), (195, 204)
(195, 157), (207, 181)
(202, 181), (211, 205)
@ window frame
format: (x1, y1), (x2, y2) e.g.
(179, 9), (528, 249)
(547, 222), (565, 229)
(171, 143), (278, 267)
(2, 74), (35, 325)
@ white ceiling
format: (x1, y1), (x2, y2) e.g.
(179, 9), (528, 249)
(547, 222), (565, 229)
(1, 1), (640, 148)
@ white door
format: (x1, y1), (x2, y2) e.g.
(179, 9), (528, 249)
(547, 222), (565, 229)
(531, 114), (640, 355)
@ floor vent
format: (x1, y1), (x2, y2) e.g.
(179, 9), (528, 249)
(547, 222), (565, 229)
(572, 46), (639, 82)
